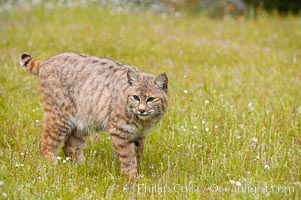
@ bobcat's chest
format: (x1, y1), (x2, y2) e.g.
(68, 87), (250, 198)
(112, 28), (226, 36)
(118, 123), (151, 140)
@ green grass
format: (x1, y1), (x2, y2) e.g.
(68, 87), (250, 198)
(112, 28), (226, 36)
(0, 5), (301, 199)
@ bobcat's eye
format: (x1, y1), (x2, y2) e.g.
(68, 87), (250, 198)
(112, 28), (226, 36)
(133, 95), (140, 101)
(146, 97), (156, 103)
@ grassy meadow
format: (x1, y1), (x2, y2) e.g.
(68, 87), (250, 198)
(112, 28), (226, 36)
(0, 4), (300, 199)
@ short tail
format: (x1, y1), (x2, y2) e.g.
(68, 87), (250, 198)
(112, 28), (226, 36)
(20, 53), (44, 76)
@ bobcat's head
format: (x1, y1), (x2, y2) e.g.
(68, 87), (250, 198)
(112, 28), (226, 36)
(126, 69), (168, 120)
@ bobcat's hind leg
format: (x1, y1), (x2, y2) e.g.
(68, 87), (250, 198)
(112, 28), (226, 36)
(63, 130), (87, 163)
(41, 114), (72, 161)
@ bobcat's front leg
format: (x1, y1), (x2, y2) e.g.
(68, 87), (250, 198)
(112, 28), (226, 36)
(133, 138), (145, 164)
(110, 128), (138, 179)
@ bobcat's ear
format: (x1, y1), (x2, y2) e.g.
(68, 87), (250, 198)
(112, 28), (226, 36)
(127, 69), (138, 86)
(154, 72), (168, 92)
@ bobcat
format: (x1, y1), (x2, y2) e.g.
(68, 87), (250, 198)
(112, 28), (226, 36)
(20, 52), (168, 179)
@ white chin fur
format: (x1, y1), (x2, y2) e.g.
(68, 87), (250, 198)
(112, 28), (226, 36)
(138, 115), (150, 120)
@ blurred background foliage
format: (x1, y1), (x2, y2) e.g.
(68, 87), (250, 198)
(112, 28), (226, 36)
(0, 0), (300, 18)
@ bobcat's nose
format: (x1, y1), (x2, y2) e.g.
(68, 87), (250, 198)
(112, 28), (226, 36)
(138, 109), (146, 114)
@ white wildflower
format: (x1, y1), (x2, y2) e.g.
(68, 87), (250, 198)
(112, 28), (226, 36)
(183, 90), (188, 94)
(2, 192), (7, 198)
(202, 120), (205, 125)
(264, 165), (270, 170)
(230, 180), (235, 184)
(63, 160), (67, 164)
(56, 156), (62, 161)
(236, 181), (242, 187)
(0, 181), (4, 187)
(205, 100), (209, 105)
(215, 125), (218, 129)
(205, 127), (209, 132)
(193, 126), (197, 130)
(251, 137), (258, 143)
(66, 157), (71, 161)
(248, 102), (255, 112)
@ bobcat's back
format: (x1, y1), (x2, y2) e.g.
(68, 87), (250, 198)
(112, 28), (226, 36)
(38, 52), (138, 132)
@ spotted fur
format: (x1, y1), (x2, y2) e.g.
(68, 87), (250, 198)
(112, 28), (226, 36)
(20, 52), (168, 179)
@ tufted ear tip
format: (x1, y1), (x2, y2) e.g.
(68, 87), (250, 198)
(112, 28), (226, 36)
(127, 69), (138, 86)
(154, 72), (168, 92)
